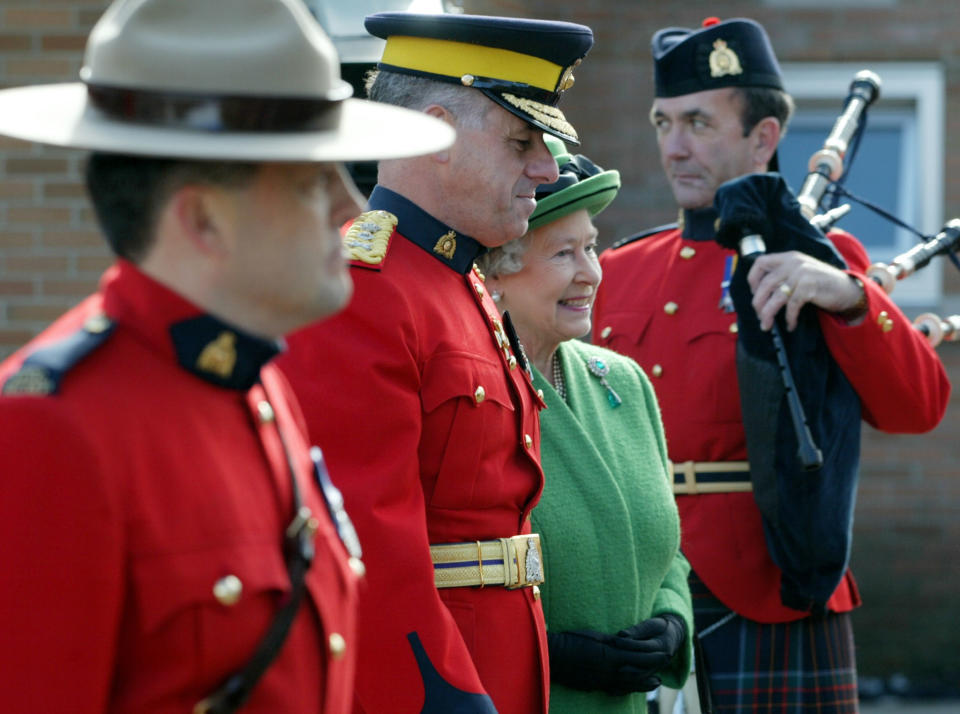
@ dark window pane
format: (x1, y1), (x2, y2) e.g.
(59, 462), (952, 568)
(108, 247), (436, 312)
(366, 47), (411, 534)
(780, 120), (905, 253)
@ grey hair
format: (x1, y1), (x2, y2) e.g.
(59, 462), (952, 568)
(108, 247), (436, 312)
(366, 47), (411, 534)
(476, 233), (532, 279)
(364, 69), (491, 129)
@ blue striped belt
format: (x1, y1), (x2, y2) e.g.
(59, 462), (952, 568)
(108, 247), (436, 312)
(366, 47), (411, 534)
(429, 534), (544, 589)
(671, 460), (752, 495)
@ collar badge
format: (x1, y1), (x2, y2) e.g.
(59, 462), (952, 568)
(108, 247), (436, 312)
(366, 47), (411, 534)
(196, 331), (237, 379)
(434, 230), (457, 260)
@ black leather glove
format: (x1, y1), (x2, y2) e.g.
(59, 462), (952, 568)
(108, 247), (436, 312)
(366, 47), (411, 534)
(547, 628), (665, 695)
(616, 613), (687, 670)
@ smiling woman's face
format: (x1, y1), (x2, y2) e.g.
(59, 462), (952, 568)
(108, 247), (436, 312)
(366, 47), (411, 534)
(488, 208), (601, 366)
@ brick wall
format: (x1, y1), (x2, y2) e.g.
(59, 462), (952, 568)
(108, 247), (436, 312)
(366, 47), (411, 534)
(0, 0), (957, 690)
(0, 1), (111, 360)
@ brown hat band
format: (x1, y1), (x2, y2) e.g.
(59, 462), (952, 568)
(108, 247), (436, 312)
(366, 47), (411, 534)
(86, 83), (346, 133)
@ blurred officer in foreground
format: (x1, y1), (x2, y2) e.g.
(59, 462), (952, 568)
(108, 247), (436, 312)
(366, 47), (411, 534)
(593, 16), (949, 713)
(0, 1), (452, 712)
(277, 11), (592, 714)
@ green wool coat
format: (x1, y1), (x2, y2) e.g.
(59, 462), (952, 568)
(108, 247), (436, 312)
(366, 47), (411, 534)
(531, 340), (693, 714)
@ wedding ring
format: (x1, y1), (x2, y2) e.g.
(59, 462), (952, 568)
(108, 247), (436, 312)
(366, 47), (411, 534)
(778, 283), (793, 297)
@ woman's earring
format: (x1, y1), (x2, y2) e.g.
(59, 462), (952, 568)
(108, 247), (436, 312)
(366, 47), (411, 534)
(491, 290), (502, 303)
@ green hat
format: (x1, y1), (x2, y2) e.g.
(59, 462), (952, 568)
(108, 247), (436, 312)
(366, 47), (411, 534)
(528, 135), (620, 230)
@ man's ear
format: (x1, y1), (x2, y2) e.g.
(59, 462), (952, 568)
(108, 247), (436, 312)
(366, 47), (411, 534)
(752, 116), (782, 171)
(167, 184), (232, 259)
(424, 104), (455, 163)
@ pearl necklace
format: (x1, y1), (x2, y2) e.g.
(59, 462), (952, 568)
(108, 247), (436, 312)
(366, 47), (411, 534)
(551, 352), (566, 402)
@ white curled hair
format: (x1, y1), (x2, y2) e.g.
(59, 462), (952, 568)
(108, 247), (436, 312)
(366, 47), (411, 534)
(476, 233), (532, 279)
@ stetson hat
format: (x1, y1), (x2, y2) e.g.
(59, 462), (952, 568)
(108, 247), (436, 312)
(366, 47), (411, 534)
(0, 0), (454, 161)
(364, 12), (593, 144)
(528, 135), (620, 230)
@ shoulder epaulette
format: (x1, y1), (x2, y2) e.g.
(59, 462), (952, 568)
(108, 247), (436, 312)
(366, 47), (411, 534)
(609, 222), (679, 251)
(343, 209), (398, 271)
(1, 313), (115, 396)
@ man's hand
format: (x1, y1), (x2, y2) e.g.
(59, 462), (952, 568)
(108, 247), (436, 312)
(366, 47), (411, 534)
(747, 250), (867, 331)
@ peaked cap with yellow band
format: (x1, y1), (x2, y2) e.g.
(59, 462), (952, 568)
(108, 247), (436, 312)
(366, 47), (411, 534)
(365, 12), (593, 144)
(652, 17), (783, 98)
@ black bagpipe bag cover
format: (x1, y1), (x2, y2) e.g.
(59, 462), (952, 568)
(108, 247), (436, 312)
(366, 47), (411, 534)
(714, 172), (862, 614)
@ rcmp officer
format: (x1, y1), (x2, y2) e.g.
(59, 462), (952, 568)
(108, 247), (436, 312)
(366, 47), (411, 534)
(277, 12), (593, 714)
(592, 17), (950, 713)
(0, 1), (453, 713)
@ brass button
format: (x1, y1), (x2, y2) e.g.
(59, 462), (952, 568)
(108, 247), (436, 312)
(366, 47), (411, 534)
(508, 355), (518, 370)
(651, 364), (663, 378)
(664, 301), (678, 315)
(536, 389), (544, 400)
(524, 434), (533, 449)
(729, 322), (739, 334)
(474, 282), (484, 297)
(680, 246), (696, 259)
(532, 585), (541, 601)
(256, 400), (275, 423)
(882, 318), (894, 333)
(349, 557), (366, 578)
(329, 632), (347, 660)
(84, 313), (111, 333)
(213, 574), (243, 606)
(600, 326), (612, 339)
(474, 385), (485, 404)
(877, 310), (889, 326)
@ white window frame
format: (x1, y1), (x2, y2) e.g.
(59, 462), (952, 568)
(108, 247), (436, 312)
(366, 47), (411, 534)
(781, 62), (945, 307)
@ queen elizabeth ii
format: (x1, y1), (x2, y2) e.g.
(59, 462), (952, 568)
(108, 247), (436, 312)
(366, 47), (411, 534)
(476, 137), (693, 714)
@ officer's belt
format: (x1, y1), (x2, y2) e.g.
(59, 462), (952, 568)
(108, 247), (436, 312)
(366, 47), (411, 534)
(671, 460), (752, 495)
(430, 534), (544, 589)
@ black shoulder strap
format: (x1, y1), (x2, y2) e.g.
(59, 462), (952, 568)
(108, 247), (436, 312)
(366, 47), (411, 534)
(609, 222), (678, 251)
(195, 380), (318, 714)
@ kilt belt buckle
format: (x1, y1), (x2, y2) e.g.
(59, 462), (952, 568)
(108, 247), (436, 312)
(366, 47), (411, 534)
(671, 460), (753, 495)
(429, 534), (544, 590)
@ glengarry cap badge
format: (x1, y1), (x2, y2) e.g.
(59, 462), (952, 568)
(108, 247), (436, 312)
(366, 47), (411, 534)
(709, 38), (743, 78)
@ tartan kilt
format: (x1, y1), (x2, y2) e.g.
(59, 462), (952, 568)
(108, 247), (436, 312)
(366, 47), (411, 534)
(690, 571), (859, 713)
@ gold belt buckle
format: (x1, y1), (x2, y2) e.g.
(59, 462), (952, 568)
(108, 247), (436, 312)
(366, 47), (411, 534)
(501, 534), (544, 589)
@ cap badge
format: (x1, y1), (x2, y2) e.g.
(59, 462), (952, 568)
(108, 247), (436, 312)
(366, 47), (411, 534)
(344, 210), (397, 265)
(557, 59), (581, 93)
(434, 230), (457, 260)
(196, 331), (237, 379)
(709, 38), (743, 79)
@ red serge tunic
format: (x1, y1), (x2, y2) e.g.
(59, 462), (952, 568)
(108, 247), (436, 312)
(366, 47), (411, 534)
(279, 187), (549, 714)
(593, 213), (950, 623)
(0, 261), (359, 714)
